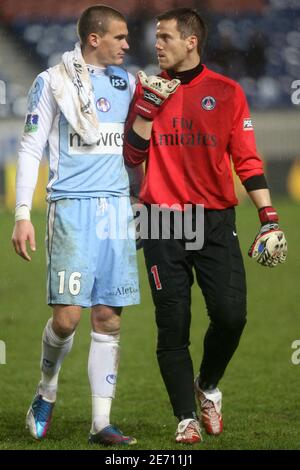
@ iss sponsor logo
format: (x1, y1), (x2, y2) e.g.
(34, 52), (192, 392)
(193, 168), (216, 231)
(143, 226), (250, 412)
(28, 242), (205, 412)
(96, 97), (111, 112)
(24, 113), (39, 133)
(201, 96), (216, 110)
(243, 118), (253, 131)
(68, 122), (124, 155)
(110, 75), (128, 90)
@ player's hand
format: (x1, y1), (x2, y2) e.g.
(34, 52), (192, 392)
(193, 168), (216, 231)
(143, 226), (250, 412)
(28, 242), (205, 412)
(12, 220), (36, 261)
(134, 71), (180, 120)
(248, 206), (287, 267)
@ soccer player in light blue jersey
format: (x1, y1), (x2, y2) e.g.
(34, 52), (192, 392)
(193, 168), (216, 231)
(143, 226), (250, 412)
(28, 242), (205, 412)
(11, 5), (140, 446)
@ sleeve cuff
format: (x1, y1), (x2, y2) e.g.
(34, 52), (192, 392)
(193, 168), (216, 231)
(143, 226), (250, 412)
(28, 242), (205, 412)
(243, 174), (268, 192)
(15, 205), (31, 221)
(126, 128), (150, 151)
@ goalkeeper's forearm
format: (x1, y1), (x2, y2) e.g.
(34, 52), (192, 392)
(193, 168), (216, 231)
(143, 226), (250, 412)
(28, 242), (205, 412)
(247, 188), (272, 211)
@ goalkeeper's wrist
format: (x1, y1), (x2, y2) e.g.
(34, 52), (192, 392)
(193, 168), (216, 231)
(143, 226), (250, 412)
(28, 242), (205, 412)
(258, 206), (279, 225)
(134, 99), (157, 120)
(15, 205), (31, 222)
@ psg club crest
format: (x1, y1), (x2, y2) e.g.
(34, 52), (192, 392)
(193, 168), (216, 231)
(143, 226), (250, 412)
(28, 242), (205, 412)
(96, 97), (111, 112)
(201, 96), (216, 111)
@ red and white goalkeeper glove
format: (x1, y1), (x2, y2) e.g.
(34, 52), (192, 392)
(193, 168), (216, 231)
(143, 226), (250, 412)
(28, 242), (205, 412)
(134, 71), (180, 120)
(248, 206), (287, 267)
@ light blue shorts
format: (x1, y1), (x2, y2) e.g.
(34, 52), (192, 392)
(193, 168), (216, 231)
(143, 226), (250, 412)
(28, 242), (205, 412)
(46, 197), (140, 307)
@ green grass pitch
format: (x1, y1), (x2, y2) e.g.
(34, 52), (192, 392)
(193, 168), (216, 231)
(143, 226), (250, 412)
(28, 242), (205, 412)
(0, 199), (299, 450)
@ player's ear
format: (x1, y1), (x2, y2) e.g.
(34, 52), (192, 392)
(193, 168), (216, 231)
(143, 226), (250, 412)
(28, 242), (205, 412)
(87, 33), (101, 49)
(186, 35), (197, 51)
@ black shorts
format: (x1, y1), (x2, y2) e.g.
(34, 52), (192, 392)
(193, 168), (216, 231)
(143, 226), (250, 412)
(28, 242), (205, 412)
(143, 206), (247, 324)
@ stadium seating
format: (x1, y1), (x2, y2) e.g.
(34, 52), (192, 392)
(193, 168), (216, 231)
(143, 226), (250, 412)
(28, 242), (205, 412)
(0, 0), (299, 114)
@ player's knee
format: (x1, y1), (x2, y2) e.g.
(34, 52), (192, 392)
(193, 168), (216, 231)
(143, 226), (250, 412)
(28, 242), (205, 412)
(91, 305), (121, 335)
(52, 306), (81, 337)
(156, 302), (191, 351)
(218, 314), (247, 333)
(52, 318), (77, 337)
(208, 298), (247, 331)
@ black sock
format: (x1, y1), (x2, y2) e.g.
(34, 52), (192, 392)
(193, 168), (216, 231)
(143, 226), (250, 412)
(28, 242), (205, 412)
(177, 411), (198, 422)
(198, 378), (217, 391)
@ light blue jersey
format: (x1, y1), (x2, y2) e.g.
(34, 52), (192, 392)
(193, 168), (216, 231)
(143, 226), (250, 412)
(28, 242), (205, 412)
(51, 67), (132, 199)
(17, 66), (136, 207)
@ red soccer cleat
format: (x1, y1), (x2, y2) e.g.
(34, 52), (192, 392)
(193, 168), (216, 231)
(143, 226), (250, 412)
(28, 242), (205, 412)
(175, 418), (202, 444)
(194, 379), (223, 435)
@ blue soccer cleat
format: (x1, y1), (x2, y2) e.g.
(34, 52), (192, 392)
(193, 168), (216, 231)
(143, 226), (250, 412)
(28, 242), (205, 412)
(26, 394), (55, 440)
(88, 424), (137, 446)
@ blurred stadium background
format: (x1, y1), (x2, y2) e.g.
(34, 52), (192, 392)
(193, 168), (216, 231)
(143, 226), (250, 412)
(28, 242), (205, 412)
(1, 0), (300, 451)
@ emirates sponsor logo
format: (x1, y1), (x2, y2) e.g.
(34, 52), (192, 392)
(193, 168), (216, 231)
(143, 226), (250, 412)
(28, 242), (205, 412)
(153, 130), (217, 147)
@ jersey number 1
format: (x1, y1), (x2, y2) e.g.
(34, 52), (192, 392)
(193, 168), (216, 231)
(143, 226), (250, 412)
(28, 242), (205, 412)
(150, 265), (162, 290)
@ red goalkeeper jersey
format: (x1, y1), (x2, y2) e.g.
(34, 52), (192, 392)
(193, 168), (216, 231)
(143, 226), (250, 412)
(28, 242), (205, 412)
(124, 65), (264, 209)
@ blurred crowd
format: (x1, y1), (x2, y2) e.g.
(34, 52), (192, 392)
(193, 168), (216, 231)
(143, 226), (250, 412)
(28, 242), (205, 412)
(0, 0), (300, 116)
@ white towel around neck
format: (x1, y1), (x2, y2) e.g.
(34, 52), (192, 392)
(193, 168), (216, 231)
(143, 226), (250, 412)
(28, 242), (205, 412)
(48, 42), (101, 145)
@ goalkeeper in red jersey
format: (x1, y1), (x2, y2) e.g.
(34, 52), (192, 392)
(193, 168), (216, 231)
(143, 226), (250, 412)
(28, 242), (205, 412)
(124, 7), (287, 444)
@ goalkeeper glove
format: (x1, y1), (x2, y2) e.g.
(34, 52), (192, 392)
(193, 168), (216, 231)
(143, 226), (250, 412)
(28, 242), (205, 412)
(134, 71), (180, 120)
(248, 206), (287, 267)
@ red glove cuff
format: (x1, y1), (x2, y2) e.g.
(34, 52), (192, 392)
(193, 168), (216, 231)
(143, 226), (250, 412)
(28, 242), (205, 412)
(134, 98), (158, 120)
(258, 206), (279, 224)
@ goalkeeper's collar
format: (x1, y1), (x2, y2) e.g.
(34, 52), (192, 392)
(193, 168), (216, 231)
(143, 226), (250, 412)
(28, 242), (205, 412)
(167, 62), (204, 84)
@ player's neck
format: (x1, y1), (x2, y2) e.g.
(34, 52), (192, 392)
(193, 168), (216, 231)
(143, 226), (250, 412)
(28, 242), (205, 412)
(86, 64), (106, 76)
(167, 61), (203, 85)
(82, 49), (107, 69)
